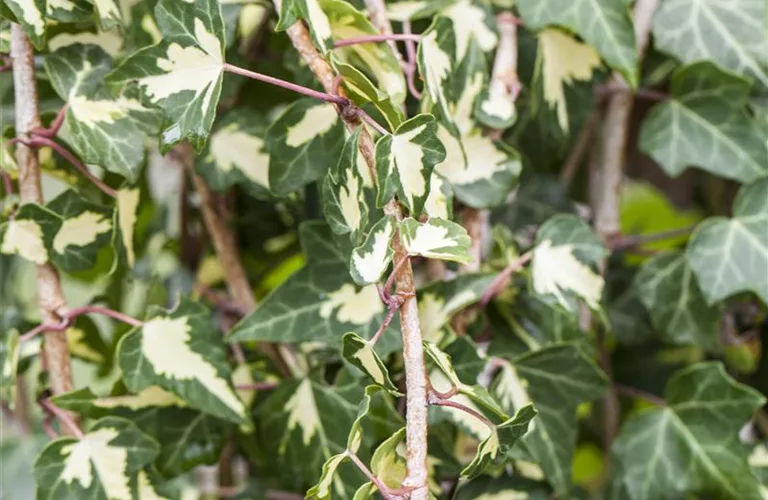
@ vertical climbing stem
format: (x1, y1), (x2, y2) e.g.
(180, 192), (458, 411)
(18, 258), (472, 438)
(11, 25), (78, 433)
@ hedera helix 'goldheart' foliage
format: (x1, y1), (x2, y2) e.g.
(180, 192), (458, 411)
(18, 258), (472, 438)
(4, 0), (768, 498)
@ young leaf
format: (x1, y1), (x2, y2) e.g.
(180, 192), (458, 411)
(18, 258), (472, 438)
(653, 0), (768, 90)
(640, 62), (768, 183)
(349, 215), (395, 285)
(492, 344), (609, 494)
(332, 58), (404, 131)
(515, 0), (637, 86)
(342, 333), (399, 394)
(117, 297), (250, 426)
(537, 28), (602, 133)
(613, 362), (765, 500)
(375, 114), (446, 215)
(531, 214), (607, 312)
(266, 98), (345, 195)
(306, 453), (349, 500)
(322, 129), (371, 244)
(33, 417), (160, 500)
(686, 177), (768, 305)
(197, 110), (271, 197)
(228, 223), (400, 353)
(399, 217), (471, 263)
(107, 0), (226, 152)
(635, 252), (720, 351)
(3, 0), (46, 49)
(461, 404), (537, 479)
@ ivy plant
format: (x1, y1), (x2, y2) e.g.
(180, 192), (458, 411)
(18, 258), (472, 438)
(1, 0), (768, 499)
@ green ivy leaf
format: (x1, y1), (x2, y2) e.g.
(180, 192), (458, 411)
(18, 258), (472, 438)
(652, 0), (768, 90)
(266, 98), (345, 195)
(86, 0), (122, 30)
(53, 385), (229, 477)
(686, 177), (768, 305)
(46, 0), (93, 23)
(492, 344), (609, 494)
(532, 214), (607, 312)
(332, 57), (404, 131)
(635, 252), (720, 351)
(196, 109), (271, 197)
(613, 362), (765, 500)
(342, 333), (399, 394)
(516, 0), (637, 86)
(3, 0), (46, 49)
(0, 330), (19, 407)
(107, 0), (226, 152)
(228, 222), (400, 353)
(33, 417), (160, 499)
(399, 217), (471, 263)
(349, 215), (395, 286)
(322, 129), (371, 244)
(639, 62), (768, 183)
(375, 114), (446, 215)
(117, 297), (250, 426)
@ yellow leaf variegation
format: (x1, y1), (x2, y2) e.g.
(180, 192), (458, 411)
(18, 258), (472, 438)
(349, 215), (395, 285)
(399, 217), (472, 263)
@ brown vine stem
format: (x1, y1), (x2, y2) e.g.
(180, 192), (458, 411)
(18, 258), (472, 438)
(479, 250), (533, 307)
(11, 25), (79, 435)
(608, 225), (696, 251)
(363, 0), (403, 59)
(175, 145), (296, 379)
(223, 63), (347, 105)
(334, 33), (421, 47)
(274, 2), (430, 495)
(348, 451), (405, 500)
(402, 21), (422, 100)
(591, 0), (660, 465)
(428, 392), (495, 430)
(40, 398), (84, 439)
(20, 305), (143, 342)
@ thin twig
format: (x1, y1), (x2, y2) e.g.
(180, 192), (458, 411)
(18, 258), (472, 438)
(20, 305), (142, 342)
(235, 381), (280, 391)
(32, 102), (70, 138)
(359, 108), (391, 135)
(334, 33), (421, 48)
(369, 298), (402, 346)
(25, 136), (116, 197)
(39, 398), (84, 438)
(609, 225), (696, 250)
(479, 250), (533, 306)
(1, 169), (13, 196)
(348, 451), (405, 500)
(383, 254), (412, 299)
(428, 393), (495, 430)
(614, 384), (666, 406)
(402, 21), (422, 100)
(223, 63), (347, 105)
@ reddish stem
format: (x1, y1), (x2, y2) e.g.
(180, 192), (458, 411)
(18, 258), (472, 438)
(428, 394), (495, 429)
(25, 136), (117, 197)
(480, 250), (533, 306)
(402, 21), (422, 100)
(359, 108), (390, 135)
(39, 398), (84, 438)
(383, 255), (411, 299)
(32, 103), (70, 138)
(235, 381), (280, 391)
(609, 225), (696, 250)
(21, 305), (142, 342)
(369, 298), (401, 346)
(348, 451), (403, 500)
(223, 63), (348, 105)
(1, 170), (13, 196)
(334, 34), (421, 48)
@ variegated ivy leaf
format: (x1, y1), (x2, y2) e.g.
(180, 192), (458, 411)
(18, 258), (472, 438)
(66, 315), (110, 365)
(399, 217), (471, 264)
(3, 0), (46, 49)
(197, 109), (270, 197)
(349, 215), (395, 285)
(419, 18), (458, 132)
(332, 57), (404, 131)
(455, 477), (551, 500)
(418, 273), (495, 343)
(86, 0), (121, 30)
(439, 0), (497, 59)
(0, 20), (11, 53)
(117, 297), (250, 426)
(375, 114), (446, 215)
(307, 386), (383, 499)
(0, 330), (19, 406)
(537, 28), (602, 133)
(45, 44), (146, 182)
(614, 362), (765, 500)
(266, 98), (345, 195)
(492, 344), (609, 494)
(258, 377), (358, 497)
(46, 0), (92, 24)
(516, 0), (637, 86)
(112, 187), (140, 269)
(635, 252), (720, 351)
(33, 417), (159, 500)
(461, 404), (537, 479)
(342, 333), (399, 394)
(385, 0), (439, 22)
(532, 214), (607, 312)
(52, 386), (229, 477)
(424, 172), (453, 220)
(640, 62), (768, 183)
(686, 177), (768, 305)
(653, 0), (768, 90)
(107, 0), (226, 152)
(322, 129), (370, 243)
(229, 222), (401, 354)
(0, 190), (113, 272)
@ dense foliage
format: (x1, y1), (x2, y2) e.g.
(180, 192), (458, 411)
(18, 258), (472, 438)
(1, 0), (768, 499)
